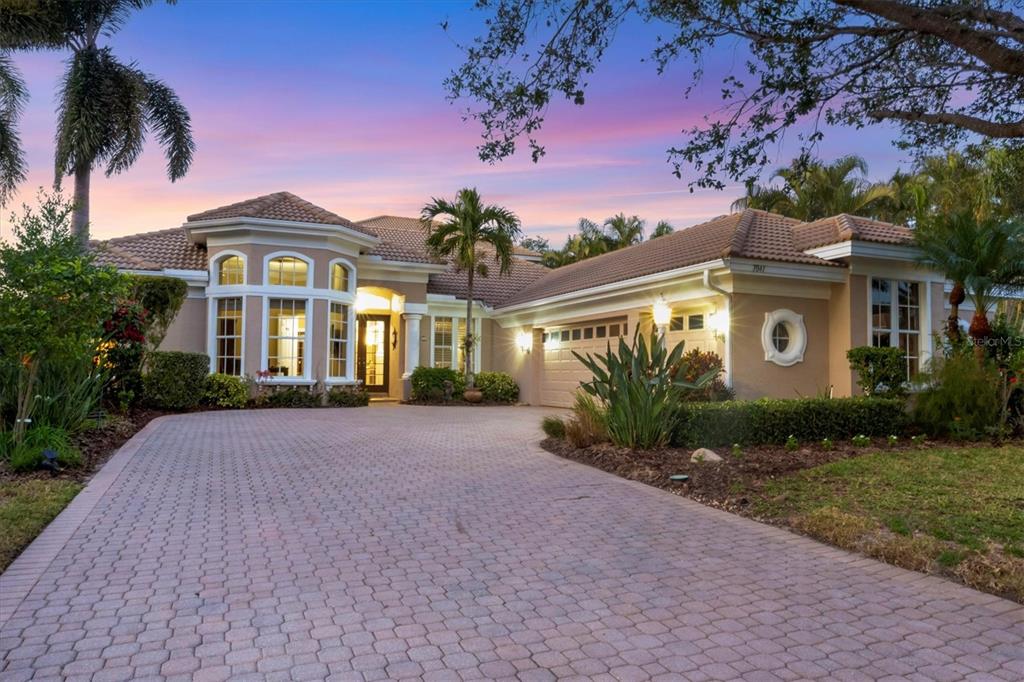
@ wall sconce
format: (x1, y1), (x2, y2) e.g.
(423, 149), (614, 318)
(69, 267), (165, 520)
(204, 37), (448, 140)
(709, 308), (729, 339)
(652, 297), (672, 329)
(516, 330), (533, 353)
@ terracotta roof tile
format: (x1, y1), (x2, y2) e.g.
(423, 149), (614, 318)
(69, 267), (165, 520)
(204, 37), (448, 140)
(498, 209), (839, 308)
(187, 191), (374, 236)
(89, 227), (207, 271)
(357, 215), (443, 264)
(794, 214), (913, 250)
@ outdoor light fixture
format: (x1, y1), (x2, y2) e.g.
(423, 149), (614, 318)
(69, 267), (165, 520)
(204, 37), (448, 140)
(709, 309), (729, 338)
(652, 297), (672, 329)
(516, 330), (533, 353)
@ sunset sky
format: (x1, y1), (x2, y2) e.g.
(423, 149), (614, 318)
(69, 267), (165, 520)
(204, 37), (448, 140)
(6, 0), (910, 245)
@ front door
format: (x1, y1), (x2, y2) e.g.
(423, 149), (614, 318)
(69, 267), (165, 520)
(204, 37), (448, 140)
(357, 315), (390, 393)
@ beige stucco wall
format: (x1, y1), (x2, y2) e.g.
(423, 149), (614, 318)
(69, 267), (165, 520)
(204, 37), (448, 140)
(825, 274), (867, 396)
(358, 279), (427, 304)
(158, 296), (206, 354)
(730, 293), (831, 399)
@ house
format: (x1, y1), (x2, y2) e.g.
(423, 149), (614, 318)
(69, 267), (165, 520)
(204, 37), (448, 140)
(91, 191), (956, 406)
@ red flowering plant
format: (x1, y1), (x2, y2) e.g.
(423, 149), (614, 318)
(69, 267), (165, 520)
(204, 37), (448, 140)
(671, 349), (735, 402)
(99, 301), (149, 407)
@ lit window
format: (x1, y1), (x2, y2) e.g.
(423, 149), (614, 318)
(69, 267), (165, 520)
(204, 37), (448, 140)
(688, 314), (705, 330)
(433, 317), (453, 368)
(218, 255), (244, 285)
(331, 263), (350, 292)
(871, 278), (920, 380)
(267, 298), (306, 377)
(215, 298), (243, 375)
(329, 303), (349, 378)
(268, 256), (308, 287)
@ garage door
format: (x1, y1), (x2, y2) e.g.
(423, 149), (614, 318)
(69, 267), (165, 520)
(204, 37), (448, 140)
(540, 318), (628, 407)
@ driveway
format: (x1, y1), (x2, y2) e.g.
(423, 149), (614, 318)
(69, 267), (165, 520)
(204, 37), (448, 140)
(1, 406), (1021, 681)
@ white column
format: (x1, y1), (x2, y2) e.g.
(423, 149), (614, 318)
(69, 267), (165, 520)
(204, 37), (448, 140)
(403, 314), (422, 378)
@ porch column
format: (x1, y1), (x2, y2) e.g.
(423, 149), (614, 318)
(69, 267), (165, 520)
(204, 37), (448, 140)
(402, 313), (422, 378)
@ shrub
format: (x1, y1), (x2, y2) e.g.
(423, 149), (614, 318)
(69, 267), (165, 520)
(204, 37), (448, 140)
(143, 351), (209, 410)
(785, 435), (799, 451)
(565, 393), (608, 448)
(541, 415), (566, 439)
(28, 356), (107, 434)
(101, 301), (148, 405)
(262, 387), (321, 408)
(128, 275), (187, 351)
(410, 367), (465, 402)
(474, 371), (519, 403)
(327, 386), (370, 407)
(574, 331), (716, 449)
(914, 351), (1002, 439)
(677, 349), (734, 401)
(852, 434), (871, 447)
(674, 397), (908, 448)
(847, 346), (908, 397)
(202, 373), (248, 408)
(2, 425), (81, 472)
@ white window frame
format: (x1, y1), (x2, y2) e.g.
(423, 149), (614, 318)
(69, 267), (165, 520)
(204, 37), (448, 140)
(761, 308), (807, 366)
(429, 316), (481, 371)
(261, 295), (314, 384)
(263, 251), (314, 288)
(325, 301), (356, 382)
(206, 295), (246, 375)
(870, 277), (922, 381)
(211, 250), (247, 287)
(328, 257), (356, 294)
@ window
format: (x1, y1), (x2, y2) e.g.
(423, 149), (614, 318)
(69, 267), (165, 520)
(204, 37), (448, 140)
(433, 317), (453, 368)
(328, 303), (349, 378)
(872, 278), (920, 380)
(331, 262), (350, 292)
(267, 298), (306, 377)
(571, 328), (582, 341)
(596, 326), (607, 338)
(609, 323), (620, 337)
(762, 309), (807, 366)
(218, 255), (244, 285)
(771, 322), (790, 352)
(268, 256), (308, 287)
(560, 330), (570, 342)
(215, 298), (243, 375)
(669, 315), (685, 332)
(583, 327), (594, 339)
(688, 314), (705, 330)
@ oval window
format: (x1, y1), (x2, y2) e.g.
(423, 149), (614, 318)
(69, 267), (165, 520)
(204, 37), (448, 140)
(771, 322), (790, 353)
(762, 309), (807, 366)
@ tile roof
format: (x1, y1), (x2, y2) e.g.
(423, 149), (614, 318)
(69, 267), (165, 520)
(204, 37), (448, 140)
(187, 191), (374, 236)
(794, 214), (913, 250)
(356, 215), (550, 306)
(498, 209), (841, 307)
(90, 227), (208, 271)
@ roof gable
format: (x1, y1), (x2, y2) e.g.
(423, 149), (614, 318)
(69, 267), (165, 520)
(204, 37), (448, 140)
(187, 191), (374, 236)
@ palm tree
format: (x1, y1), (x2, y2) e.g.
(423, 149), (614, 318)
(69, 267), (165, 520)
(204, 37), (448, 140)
(0, 53), (27, 205)
(422, 188), (521, 385)
(604, 213), (644, 247)
(651, 220), (674, 239)
(1, 1), (195, 243)
(916, 210), (1024, 344)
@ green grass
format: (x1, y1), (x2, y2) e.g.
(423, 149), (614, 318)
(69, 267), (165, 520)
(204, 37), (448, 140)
(752, 446), (1024, 553)
(0, 479), (83, 572)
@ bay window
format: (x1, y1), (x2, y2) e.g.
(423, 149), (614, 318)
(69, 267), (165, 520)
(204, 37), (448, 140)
(328, 302), (349, 378)
(267, 298), (306, 377)
(268, 256), (308, 287)
(215, 298), (243, 375)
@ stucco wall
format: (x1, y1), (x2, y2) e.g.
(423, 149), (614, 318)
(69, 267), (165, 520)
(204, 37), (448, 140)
(730, 293), (831, 399)
(159, 296), (207, 354)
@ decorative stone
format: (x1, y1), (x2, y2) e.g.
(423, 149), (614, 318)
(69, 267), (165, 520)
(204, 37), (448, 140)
(690, 448), (722, 463)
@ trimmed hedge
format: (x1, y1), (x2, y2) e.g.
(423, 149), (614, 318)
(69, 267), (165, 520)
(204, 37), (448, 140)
(143, 351), (209, 410)
(674, 397), (908, 448)
(262, 387), (320, 408)
(203, 373), (248, 408)
(474, 371), (519, 403)
(410, 367), (465, 402)
(327, 386), (370, 407)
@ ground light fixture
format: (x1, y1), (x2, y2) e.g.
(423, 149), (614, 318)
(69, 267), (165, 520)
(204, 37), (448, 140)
(669, 474), (689, 482)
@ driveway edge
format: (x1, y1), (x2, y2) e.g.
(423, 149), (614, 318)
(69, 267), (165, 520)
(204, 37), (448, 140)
(0, 415), (168, 629)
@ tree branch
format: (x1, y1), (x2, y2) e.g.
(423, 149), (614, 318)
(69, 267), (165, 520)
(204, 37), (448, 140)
(870, 109), (1024, 137)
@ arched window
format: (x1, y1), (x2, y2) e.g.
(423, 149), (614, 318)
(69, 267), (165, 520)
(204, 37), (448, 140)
(268, 256), (308, 287)
(217, 255), (245, 285)
(331, 262), (350, 292)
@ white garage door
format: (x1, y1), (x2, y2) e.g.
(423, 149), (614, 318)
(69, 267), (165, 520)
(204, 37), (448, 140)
(540, 318), (628, 407)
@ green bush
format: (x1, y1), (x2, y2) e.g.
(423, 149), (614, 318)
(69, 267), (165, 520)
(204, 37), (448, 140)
(847, 346), (908, 397)
(143, 351), (209, 410)
(410, 367), (465, 402)
(574, 331), (716, 449)
(541, 415), (566, 439)
(202, 373), (248, 408)
(474, 371), (519, 403)
(262, 387), (321, 408)
(674, 397), (908, 448)
(28, 356), (107, 434)
(327, 387), (370, 407)
(2, 425), (81, 472)
(914, 351), (1003, 439)
(129, 275), (187, 351)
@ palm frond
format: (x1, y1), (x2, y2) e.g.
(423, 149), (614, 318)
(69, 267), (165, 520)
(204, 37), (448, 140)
(0, 52), (27, 205)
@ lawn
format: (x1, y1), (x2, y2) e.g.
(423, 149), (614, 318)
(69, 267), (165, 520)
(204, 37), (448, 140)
(0, 479), (83, 572)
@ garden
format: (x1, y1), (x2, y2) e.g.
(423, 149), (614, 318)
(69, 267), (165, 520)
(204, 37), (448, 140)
(540, 316), (1024, 602)
(0, 195), (368, 571)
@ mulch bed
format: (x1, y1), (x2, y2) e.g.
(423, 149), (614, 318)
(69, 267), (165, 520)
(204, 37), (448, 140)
(540, 437), (916, 516)
(0, 409), (168, 485)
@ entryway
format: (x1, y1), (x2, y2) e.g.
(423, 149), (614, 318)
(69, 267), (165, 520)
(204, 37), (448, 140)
(357, 314), (390, 393)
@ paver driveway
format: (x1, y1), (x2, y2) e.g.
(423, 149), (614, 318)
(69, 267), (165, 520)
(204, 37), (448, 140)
(1, 406), (1022, 681)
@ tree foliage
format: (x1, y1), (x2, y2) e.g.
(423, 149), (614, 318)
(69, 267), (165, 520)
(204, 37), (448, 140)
(445, 1), (1024, 188)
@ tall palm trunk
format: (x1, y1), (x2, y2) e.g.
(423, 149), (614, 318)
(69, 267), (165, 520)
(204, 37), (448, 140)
(947, 281), (965, 342)
(465, 267), (474, 386)
(71, 163), (91, 245)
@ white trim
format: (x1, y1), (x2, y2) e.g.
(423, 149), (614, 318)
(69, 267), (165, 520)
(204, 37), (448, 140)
(262, 251), (314, 289)
(327, 257), (357, 294)
(727, 258), (847, 282)
(869, 276), (924, 381)
(206, 283), (355, 303)
(261, 295), (313, 382)
(206, 295), (246, 376)
(762, 309), (807, 366)
(209, 249), (247, 287)
(185, 216), (379, 249)
(358, 258), (448, 277)
(118, 268), (209, 287)
(804, 240), (921, 262)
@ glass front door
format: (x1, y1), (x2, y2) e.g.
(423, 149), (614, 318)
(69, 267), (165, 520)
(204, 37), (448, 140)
(357, 315), (389, 393)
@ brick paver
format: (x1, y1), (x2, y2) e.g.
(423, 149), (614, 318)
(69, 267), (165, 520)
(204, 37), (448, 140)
(1, 406), (1021, 681)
